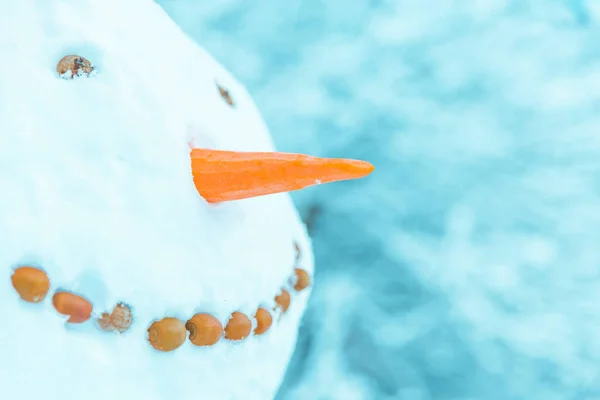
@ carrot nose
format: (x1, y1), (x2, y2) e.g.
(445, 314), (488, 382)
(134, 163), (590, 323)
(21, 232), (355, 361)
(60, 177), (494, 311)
(190, 148), (374, 203)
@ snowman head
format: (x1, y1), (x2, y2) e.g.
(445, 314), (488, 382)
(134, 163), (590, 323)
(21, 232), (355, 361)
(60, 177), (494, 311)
(7, 51), (373, 345)
(2, 10), (373, 395)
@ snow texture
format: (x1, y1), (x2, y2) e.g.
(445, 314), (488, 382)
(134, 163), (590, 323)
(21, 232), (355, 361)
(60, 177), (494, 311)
(158, 0), (600, 399)
(0, 1), (313, 399)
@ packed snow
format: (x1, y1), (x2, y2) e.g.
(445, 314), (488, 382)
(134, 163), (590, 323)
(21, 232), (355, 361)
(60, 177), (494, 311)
(1, 1), (313, 399)
(158, 0), (600, 399)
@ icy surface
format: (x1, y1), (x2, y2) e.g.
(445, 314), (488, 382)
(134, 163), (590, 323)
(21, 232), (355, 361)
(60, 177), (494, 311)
(0, 1), (313, 399)
(157, 0), (600, 399)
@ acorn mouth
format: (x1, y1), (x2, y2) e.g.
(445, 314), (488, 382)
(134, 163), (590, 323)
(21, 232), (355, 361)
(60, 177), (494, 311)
(190, 148), (374, 203)
(9, 241), (311, 352)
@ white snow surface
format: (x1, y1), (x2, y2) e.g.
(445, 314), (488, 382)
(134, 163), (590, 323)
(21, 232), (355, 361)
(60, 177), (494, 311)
(0, 1), (313, 399)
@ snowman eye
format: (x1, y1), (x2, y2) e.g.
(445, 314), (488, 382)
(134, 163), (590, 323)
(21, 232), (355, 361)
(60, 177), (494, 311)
(56, 54), (94, 79)
(216, 83), (235, 107)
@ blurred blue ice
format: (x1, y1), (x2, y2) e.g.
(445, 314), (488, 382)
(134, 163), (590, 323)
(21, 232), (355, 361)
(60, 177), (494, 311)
(158, 1), (600, 398)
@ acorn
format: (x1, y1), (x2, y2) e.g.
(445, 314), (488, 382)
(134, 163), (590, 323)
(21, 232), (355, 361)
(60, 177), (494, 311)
(274, 289), (291, 313)
(253, 308), (272, 335)
(186, 313), (222, 347)
(224, 312), (252, 341)
(98, 303), (133, 333)
(56, 55), (94, 78)
(293, 268), (311, 292)
(11, 266), (50, 303)
(147, 317), (187, 352)
(52, 291), (93, 323)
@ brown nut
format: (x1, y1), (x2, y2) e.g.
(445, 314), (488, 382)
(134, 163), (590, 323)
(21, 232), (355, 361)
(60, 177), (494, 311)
(52, 291), (93, 323)
(11, 266), (50, 303)
(224, 312), (252, 341)
(293, 268), (311, 292)
(254, 307), (273, 335)
(147, 317), (187, 352)
(274, 289), (291, 313)
(186, 313), (223, 347)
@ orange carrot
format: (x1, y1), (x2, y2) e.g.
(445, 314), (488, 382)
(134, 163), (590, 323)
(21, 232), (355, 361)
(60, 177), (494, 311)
(190, 148), (374, 203)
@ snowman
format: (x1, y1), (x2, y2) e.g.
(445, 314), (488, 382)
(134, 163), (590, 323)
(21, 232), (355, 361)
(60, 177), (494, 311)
(0, 1), (373, 399)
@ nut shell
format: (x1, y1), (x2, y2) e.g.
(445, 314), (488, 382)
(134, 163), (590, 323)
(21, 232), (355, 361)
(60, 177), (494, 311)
(224, 312), (252, 341)
(217, 83), (234, 107)
(52, 291), (93, 323)
(293, 268), (311, 291)
(56, 55), (94, 78)
(11, 266), (50, 303)
(294, 241), (301, 261)
(147, 317), (187, 352)
(274, 289), (291, 313)
(98, 303), (132, 333)
(254, 308), (273, 335)
(185, 313), (223, 346)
